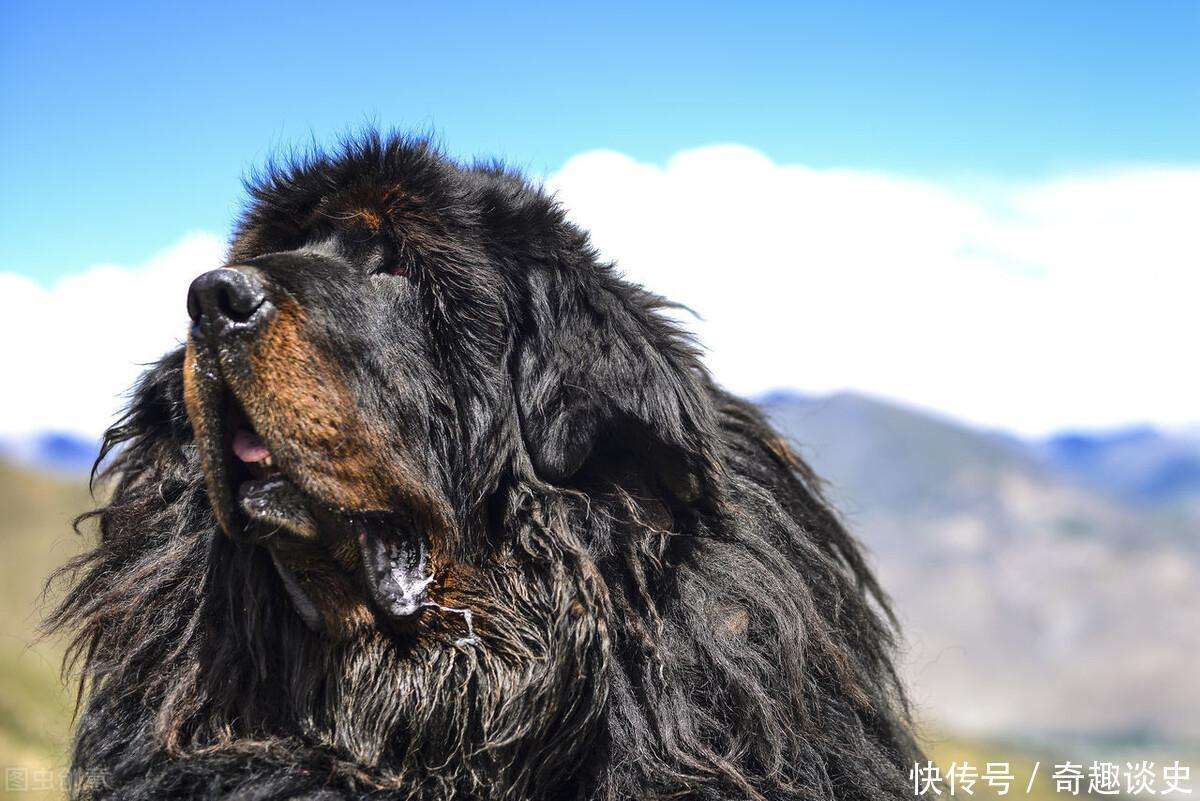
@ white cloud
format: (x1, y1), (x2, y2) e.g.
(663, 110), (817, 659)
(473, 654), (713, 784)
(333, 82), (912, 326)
(1, 149), (1196, 438)
(0, 233), (224, 437)
(548, 148), (1200, 435)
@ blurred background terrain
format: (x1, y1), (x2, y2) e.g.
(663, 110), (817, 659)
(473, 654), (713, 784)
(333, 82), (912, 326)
(0, 461), (88, 800)
(3, 2), (1197, 798)
(3, 390), (1197, 798)
(759, 392), (1200, 744)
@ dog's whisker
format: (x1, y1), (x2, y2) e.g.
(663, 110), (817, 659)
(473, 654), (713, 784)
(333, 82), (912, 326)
(421, 601), (478, 648)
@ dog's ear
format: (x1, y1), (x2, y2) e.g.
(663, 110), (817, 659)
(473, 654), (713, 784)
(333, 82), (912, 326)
(512, 265), (722, 507)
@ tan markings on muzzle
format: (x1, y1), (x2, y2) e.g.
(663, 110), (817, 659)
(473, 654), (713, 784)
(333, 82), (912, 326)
(183, 343), (238, 536)
(236, 298), (409, 511)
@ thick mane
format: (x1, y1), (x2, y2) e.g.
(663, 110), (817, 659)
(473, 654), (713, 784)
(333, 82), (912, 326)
(595, 384), (916, 799)
(47, 135), (918, 801)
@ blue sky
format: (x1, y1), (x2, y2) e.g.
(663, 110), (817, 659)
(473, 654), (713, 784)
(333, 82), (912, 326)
(2, 1), (1198, 436)
(2, 0), (1197, 282)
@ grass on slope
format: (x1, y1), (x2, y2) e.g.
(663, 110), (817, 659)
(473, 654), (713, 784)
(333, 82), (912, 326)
(0, 461), (90, 800)
(923, 730), (1109, 801)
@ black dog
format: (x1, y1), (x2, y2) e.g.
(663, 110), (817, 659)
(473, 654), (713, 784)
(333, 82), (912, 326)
(49, 132), (919, 801)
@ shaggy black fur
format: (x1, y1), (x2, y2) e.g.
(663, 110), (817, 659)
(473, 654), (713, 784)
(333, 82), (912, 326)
(47, 132), (920, 801)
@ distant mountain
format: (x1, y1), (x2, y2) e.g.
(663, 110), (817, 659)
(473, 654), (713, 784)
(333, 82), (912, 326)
(758, 389), (1033, 517)
(760, 390), (1200, 539)
(760, 390), (1200, 743)
(1039, 426), (1200, 512)
(0, 431), (98, 475)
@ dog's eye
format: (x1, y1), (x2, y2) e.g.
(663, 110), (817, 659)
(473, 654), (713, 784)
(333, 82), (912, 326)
(376, 257), (413, 278)
(373, 244), (415, 279)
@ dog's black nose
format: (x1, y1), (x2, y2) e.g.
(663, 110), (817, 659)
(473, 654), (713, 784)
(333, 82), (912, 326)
(187, 268), (267, 334)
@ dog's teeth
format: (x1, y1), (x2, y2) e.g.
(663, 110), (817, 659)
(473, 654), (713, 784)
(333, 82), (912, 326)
(263, 455), (274, 468)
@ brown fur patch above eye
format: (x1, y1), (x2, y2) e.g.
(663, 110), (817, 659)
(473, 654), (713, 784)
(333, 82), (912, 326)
(353, 208), (383, 231)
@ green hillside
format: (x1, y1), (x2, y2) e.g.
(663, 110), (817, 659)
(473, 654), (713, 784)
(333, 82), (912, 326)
(0, 462), (89, 800)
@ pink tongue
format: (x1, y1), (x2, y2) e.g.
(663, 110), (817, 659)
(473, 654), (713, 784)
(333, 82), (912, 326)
(232, 429), (271, 463)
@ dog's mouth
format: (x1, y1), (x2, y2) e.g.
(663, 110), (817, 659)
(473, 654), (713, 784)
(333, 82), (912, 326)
(191, 375), (433, 624)
(224, 396), (320, 540)
(220, 398), (321, 541)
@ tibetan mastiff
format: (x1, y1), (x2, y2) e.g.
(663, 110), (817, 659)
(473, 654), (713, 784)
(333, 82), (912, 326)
(49, 132), (919, 801)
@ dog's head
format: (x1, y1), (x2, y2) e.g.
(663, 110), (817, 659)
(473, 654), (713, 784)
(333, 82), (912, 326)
(56, 133), (916, 801)
(182, 135), (721, 638)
